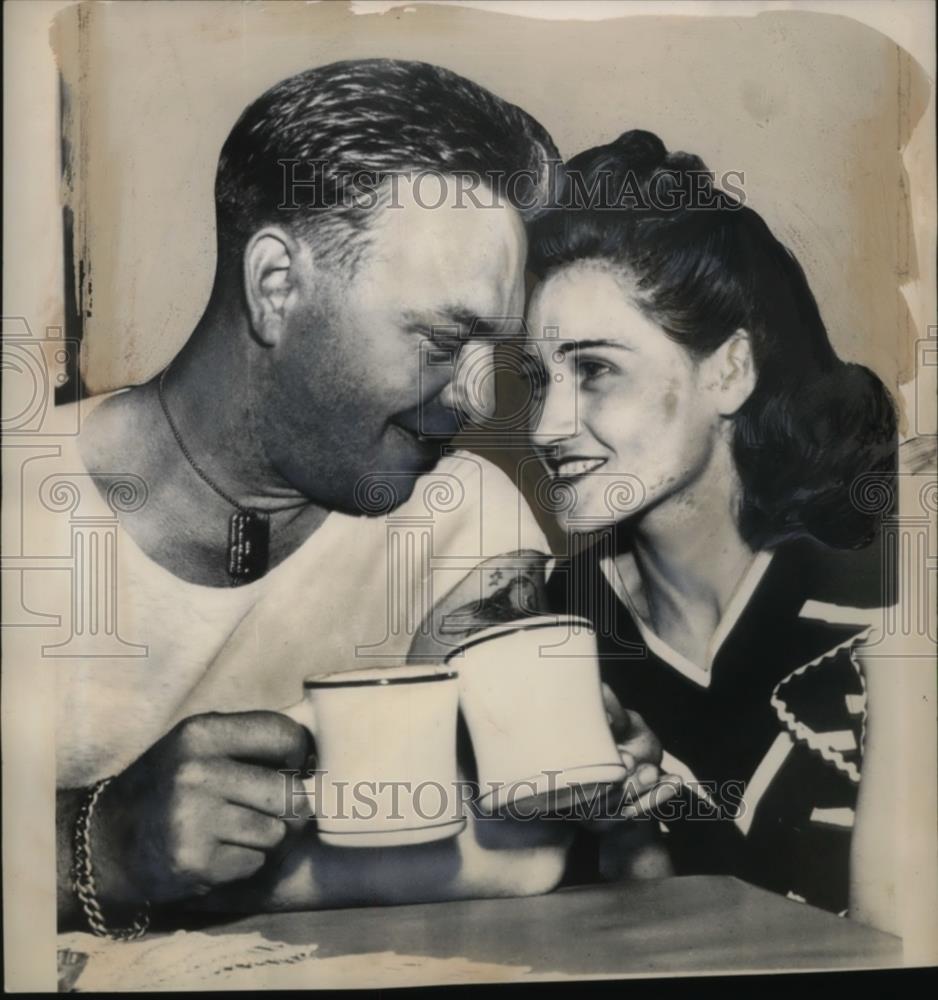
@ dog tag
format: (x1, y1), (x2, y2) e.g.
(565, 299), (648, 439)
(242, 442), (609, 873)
(228, 510), (270, 584)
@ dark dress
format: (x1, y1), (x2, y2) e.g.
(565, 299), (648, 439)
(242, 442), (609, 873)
(550, 533), (891, 914)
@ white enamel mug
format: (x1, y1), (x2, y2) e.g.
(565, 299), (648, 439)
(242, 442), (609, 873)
(282, 664), (466, 847)
(446, 615), (627, 815)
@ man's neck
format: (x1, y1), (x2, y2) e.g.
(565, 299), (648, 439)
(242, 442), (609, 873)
(159, 317), (302, 506)
(79, 319), (330, 587)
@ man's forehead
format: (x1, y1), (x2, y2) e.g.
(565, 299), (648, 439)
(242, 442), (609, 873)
(372, 173), (525, 251)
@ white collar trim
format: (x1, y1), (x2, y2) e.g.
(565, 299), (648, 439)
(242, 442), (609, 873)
(599, 549), (775, 689)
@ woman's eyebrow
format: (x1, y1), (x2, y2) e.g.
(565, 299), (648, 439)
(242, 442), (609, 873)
(556, 339), (634, 353)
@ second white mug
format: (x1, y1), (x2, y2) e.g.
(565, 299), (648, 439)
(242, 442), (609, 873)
(446, 615), (627, 815)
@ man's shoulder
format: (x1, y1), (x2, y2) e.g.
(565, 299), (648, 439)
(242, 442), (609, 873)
(406, 449), (549, 559)
(53, 387), (126, 428)
(431, 449), (527, 504)
(7, 394), (120, 535)
(32, 390), (133, 482)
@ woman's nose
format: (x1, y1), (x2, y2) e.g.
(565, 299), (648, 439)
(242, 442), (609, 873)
(529, 368), (578, 446)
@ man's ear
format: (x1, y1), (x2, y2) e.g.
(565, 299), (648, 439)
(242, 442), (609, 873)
(706, 329), (757, 416)
(243, 228), (302, 347)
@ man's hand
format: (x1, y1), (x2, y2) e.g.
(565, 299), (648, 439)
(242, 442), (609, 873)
(88, 712), (311, 909)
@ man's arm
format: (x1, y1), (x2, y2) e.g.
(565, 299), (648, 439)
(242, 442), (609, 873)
(408, 549), (552, 663)
(187, 796), (575, 914)
(56, 788), (85, 928)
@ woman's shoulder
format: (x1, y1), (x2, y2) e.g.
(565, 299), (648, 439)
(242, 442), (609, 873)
(768, 533), (893, 630)
(782, 433), (934, 620)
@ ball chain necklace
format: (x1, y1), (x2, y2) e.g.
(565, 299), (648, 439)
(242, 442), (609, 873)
(157, 367), (308, 585)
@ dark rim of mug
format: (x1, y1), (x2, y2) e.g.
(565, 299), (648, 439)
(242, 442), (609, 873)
(303, 671), (458, 690)
(443, 615), (594, 659)
(319, 817), (467, 836)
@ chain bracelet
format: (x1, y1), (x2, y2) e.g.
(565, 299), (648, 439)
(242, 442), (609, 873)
(72, 777), (151, 941)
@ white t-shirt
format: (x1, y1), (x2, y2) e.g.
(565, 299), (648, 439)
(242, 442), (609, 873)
(6, 396), (548, 788)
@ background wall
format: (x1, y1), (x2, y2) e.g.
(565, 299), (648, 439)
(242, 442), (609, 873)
(52, 0), (932, 408)
(3, 3), (936, 990)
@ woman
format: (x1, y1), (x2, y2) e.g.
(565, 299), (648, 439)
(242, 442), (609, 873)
(526, 130), (899, 918)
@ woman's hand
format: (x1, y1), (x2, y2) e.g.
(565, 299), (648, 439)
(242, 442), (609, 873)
(572, 685), (678, 881)
(582, 685), (682, 834)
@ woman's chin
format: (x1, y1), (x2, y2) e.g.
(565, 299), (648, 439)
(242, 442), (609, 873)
(555, 507), (619, 536)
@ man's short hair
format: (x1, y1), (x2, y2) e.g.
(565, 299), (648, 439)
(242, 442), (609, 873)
(215, 59), (561, 272)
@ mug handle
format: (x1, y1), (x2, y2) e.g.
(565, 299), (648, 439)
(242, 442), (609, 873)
(278, 698), (319, 817)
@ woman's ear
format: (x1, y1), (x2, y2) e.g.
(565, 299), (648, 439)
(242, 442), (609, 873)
(710, 329), (756, 416)
(243, 228), (301, 347)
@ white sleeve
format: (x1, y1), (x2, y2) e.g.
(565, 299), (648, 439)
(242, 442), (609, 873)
(415, 449), (549, 570)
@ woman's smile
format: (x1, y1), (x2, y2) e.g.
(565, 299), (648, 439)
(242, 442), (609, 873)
(543, 455), (609, 479)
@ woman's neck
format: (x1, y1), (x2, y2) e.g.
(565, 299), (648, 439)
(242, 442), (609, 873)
(616, 441), (757, 668)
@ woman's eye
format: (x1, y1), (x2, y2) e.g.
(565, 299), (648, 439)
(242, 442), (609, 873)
(577, 359), (612, 382)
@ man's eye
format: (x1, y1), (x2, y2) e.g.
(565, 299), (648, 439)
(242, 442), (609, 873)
(429, 330), (464, 352)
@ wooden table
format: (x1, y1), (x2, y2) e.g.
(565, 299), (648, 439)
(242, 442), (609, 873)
(187, 875), (901, 981)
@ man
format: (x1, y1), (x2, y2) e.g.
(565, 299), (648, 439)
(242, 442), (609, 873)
(50, 58), (590, 934)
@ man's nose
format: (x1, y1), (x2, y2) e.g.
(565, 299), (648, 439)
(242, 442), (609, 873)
(439, 341), (497, 423)
(529, 368), (578, 446)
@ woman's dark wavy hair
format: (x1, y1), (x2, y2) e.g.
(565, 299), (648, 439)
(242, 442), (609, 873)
(529, 130), (897, 550)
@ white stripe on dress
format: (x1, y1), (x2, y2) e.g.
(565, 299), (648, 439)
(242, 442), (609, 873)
(735, 731), (795, 835)
(798, 600), (885, 627)
(810, 807), (855, 828)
